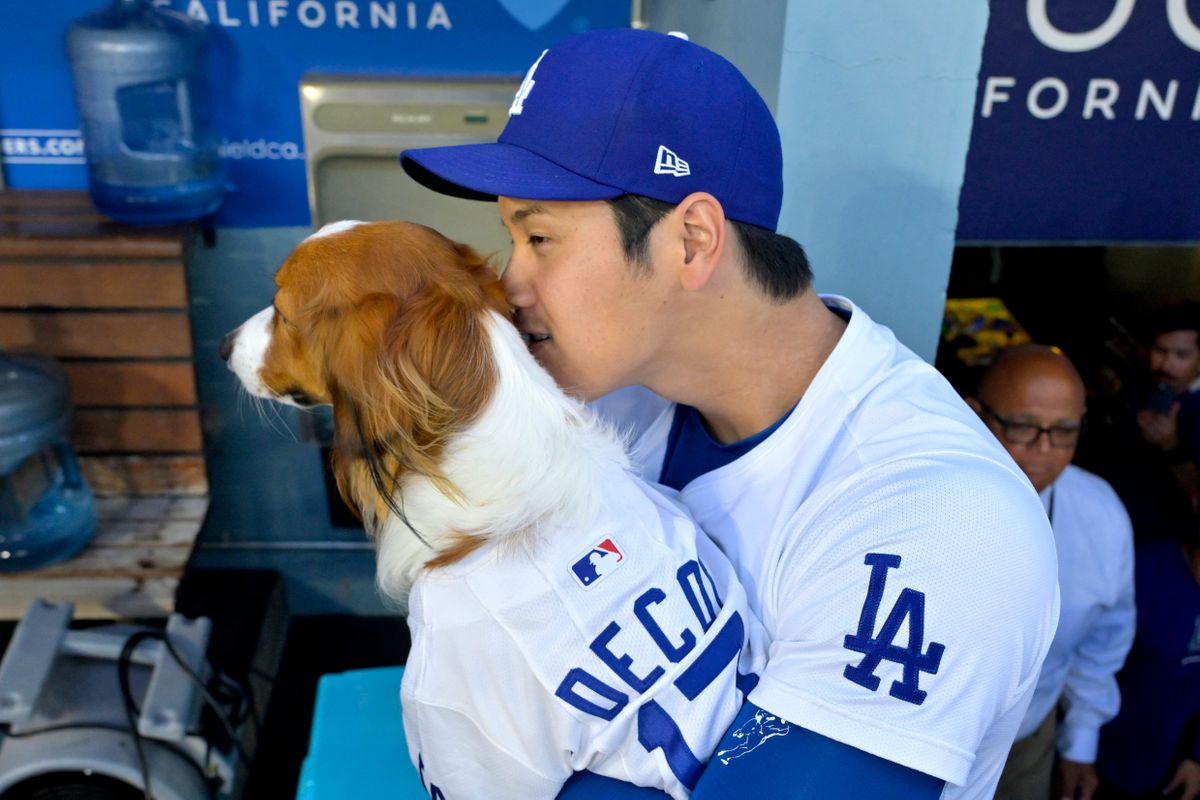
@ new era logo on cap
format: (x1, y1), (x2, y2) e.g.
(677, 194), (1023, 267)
(654, 145), (690, 177)
(570, 538), (624, 589)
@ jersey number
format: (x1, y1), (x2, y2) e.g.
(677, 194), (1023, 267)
(843, 553), (944, 705)
(637, 611), (758, 789)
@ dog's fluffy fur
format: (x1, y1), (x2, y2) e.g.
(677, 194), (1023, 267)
(224, 219), (629, 607)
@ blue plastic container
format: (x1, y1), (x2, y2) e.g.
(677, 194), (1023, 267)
(0, 355), (96, 572)
(65, 0), (225, 224)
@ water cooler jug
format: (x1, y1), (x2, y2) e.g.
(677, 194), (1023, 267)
(65, 0), (226, 224)
(0, 354), (96, 571)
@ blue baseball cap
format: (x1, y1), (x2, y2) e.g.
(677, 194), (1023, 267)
(400, 28), (783, 231)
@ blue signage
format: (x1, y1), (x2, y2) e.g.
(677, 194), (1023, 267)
(0, 0), (627, 226)
(957, 1), (1200, 242)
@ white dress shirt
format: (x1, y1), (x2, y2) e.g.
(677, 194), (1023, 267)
(1015, 464), (1136, 762)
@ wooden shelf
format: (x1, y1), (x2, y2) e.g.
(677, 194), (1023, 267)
(0, 190), (209, 619)
(0, 497), (208, 620)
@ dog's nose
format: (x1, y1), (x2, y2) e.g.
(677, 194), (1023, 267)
(219, 330), (237, 362)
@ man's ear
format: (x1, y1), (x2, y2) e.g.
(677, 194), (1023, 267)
(674, 192), (726, 292)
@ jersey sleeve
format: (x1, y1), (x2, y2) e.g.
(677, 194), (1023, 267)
(401, 593), (580, 800)
(405, 697), (566, 799)
(748, 455), (1060, 786)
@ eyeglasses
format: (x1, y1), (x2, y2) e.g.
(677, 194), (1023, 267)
(978, 402), (1083, 448)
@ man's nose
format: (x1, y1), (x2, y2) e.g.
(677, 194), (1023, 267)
(501, 255), (535, 308)
(219, 330), (237, 362)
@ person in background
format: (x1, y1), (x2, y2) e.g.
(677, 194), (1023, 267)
(967, 345), (1135, 800)
(1107, 304), (1200, 545)
(1096, 522), (1200, 799)
(1137, 304), (1200, 512)
(401, 27), (1059, 799)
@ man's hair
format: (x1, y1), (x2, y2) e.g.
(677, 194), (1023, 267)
(605, 194), (812, 301)
(1149, 301), (1200, 344)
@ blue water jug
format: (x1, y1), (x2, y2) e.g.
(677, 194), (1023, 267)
(65, 0), (226, 224)
(0, 355), (96, 572)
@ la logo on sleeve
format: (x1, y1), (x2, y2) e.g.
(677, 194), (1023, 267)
(842, 553), (945, 705)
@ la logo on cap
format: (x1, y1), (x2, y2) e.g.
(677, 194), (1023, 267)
(509, 49), (548, 116)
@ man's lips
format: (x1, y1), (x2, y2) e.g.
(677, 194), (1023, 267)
(515, 311), (550, 349)
(520, 332), (551, 346)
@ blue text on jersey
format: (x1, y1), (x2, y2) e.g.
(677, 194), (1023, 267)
(554, 558), (756, 789)
(555, 558), (725, 718)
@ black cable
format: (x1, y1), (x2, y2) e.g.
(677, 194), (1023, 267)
(118, 630), (164, 800)
(171, 645), (252, 768)
(24, 623), (258, 799)
(215, 669), (262, 732)
(151, 630), (254, 768)
(120, 627), (255, 797)
(4, 623), (246, 800)
(211, 678), (247, 729)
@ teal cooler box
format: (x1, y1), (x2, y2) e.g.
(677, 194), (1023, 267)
(296, 667), (426, 799)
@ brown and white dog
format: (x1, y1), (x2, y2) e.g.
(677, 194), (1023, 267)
(219, 219), (629, 605)
(219, 219), (762, 798)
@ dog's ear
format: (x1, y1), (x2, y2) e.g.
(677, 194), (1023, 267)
(448, 240), (510, 319)
(322, 294), (409, 516)
(330, 282), (496, 503)
(376, 240), (504, 457)
(385, 282), (497, 443)
(324, 230), (504, 511)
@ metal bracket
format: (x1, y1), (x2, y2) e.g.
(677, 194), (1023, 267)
(0, 599), (73, 724)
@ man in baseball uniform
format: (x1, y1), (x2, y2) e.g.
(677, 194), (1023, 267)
(401, 27), (1060, 799)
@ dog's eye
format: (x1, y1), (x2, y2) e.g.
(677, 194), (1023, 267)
(273, 307), (297, 329)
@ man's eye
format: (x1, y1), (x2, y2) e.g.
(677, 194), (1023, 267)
(529, 235), (549, 247)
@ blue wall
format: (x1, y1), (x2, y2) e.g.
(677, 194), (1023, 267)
(774, 1), (989, 361)
(644, 0), (988, 360)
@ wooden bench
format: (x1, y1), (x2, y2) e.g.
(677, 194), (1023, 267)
(0, 190), (207, 619)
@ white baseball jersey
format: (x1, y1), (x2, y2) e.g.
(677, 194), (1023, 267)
(400, 460), (768, 800)
(593, 296), (1061, 798)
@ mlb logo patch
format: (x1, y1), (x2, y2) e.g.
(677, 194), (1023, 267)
(570, 538), (624, 589)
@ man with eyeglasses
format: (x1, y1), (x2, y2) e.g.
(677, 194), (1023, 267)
(968, 345), (1135, 800)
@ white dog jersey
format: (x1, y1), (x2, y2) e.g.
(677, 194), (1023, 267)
(593, 296), (1061, 799)
(400, 461), (768, 800)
